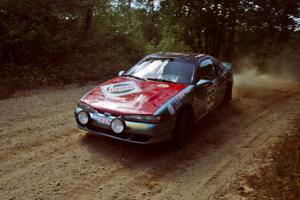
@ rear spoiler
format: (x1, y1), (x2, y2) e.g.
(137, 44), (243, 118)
(221, 62), (232, 69)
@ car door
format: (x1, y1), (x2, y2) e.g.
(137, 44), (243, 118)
(212, 58), (227, 105)
(194, 58), (218, 116)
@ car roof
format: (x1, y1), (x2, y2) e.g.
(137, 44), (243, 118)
(147, 52), (207, 60)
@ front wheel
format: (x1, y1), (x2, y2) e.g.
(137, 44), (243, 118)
(170, 108), (193, 148)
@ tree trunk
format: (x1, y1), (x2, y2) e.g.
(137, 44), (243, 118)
(83, 1), (93, 35)
(128, 0), (132, 9)
(204, 28), (209, 54)
(226, 14), (237, 61)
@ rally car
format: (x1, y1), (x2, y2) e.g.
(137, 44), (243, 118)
(75, 52), (233, 146)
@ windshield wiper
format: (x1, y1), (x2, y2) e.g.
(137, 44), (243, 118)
(123, 74), (146, 80)
(146, 78), (175, 83)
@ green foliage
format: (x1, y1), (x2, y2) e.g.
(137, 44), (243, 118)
(0, 0), (299, 97)
(0, 0), (146, 97)
(145, 25), (191, 54)
(159, 0), (300, 60)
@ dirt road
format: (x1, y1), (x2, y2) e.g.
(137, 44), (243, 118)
(0, 79), (299, 200)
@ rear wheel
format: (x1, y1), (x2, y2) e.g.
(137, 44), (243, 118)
(170, 108), (193, 148)
(222, 83), (232, 105)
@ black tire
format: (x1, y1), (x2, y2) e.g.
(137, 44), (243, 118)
(170, 108), (193, 148)
(222, 83), (232, 105)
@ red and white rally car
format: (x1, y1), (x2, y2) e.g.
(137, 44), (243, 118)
(75, 52), (233, 146)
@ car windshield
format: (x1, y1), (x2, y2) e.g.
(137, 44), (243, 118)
(124, 57), (196, 84)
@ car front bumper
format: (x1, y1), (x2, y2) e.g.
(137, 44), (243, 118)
(74, 107), (176, 144)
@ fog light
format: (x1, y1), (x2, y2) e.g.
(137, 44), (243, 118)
(111, 118), (125, 134)
(78, 111), (89, 125)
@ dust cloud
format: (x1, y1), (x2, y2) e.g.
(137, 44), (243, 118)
(234, 68), (294, 89)
(233, 57), (297, 97)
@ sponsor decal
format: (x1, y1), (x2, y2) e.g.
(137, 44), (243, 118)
(157, 84), (170, 88)
(171, 92), (188, 109)
(101, 82), (142, 98)
(90, 112), (112, 126)
(206, 82), (217, 110)
(97, 115), (112, 125)
(168, 90), (189, 115)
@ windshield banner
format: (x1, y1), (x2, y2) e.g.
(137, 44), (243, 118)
(101, 81), (142, 98)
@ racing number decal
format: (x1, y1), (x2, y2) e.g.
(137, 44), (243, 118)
(206, 82), (216, 110)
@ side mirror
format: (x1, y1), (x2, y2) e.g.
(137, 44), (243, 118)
(196, 79), (212, 88)
(118, 71), (125, 76)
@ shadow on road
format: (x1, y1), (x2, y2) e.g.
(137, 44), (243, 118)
(79, 101), (244, 174)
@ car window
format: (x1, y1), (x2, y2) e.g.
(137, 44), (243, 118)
(124, 57), (196, 84)
(197, 58), (216, 80)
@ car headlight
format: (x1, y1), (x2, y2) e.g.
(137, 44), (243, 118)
(111, 118), (125, 134)
(122, 115), (167, 124)
(78, 111), (89, 125)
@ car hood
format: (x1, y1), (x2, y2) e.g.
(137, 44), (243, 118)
(80, 76), (188, 115)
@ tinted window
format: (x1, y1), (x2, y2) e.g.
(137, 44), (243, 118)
(124, 57), (195, 84)
(198, 59), (216, 80)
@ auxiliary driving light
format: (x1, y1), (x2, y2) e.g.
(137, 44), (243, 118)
(78, 111), (89, 125)
(111, 118), (125, 134)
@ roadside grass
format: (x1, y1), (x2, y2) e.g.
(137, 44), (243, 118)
(0, 62), (128, 99)
(242, 126), (300, 199)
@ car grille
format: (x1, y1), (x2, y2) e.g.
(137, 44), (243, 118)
(87, 124), (130, 139)
(85, 123), (152, 143)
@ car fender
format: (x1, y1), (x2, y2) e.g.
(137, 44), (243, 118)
(154, 85), (195, 118)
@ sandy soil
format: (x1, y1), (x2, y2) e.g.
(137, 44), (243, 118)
(0, 79), (299, 200)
